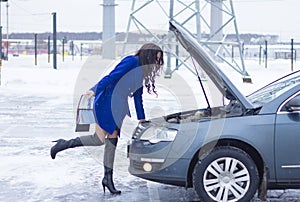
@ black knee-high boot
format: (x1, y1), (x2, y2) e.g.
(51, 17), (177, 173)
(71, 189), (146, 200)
(102, 138), (121, 194)
(50, 133), (104, 159)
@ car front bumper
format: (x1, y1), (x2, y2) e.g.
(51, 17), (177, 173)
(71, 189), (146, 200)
(127, 139), (189, 187)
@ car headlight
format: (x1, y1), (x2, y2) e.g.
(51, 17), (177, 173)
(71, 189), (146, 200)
(140, 127), (177, 144)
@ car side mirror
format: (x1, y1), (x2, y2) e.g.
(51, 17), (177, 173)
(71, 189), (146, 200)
(285, 96), (300, 112)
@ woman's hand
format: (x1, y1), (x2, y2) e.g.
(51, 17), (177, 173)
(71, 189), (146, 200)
(138, 120), (150, 127)
(138, 119), (146, 123)
(86, 90), (95, 99)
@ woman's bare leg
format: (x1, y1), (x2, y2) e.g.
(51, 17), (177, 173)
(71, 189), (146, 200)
(95, 124), (107, 142)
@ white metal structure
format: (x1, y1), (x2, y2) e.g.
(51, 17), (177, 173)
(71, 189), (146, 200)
(122, 0), (250, 80)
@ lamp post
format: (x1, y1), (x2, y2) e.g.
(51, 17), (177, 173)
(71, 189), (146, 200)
(0, 0), (8, 86)
(5, 1), (8, 60)
(291, 38), (294, 72)
(52, 12), (57, 69)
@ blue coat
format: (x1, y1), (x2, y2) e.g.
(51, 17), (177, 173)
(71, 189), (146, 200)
(90, 55), (145, 135)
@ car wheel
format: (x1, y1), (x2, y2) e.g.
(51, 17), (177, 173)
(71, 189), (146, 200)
(193, 146), (259, 202)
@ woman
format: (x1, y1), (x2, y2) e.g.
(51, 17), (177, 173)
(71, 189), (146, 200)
(50, 43), (164, 194)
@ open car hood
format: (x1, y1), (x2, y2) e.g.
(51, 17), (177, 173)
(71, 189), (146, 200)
(169, 20), (254, 110)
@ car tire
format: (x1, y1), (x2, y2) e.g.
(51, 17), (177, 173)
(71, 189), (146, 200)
(193, 146), (259, 202)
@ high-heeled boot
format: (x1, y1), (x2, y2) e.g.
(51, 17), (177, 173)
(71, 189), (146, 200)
(50, 133), (104, 159)
(102, 138), (121, 194)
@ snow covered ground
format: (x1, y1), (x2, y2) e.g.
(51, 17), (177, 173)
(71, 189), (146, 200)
(0, 54), (300, 201)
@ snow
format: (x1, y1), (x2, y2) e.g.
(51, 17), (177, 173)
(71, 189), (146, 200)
(0, 54), (299, 201)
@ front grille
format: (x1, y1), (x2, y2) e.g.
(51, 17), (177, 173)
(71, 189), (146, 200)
(132, 126), (144, 139)
(132, 121), (152, 139)
(132, 160), (144, 170)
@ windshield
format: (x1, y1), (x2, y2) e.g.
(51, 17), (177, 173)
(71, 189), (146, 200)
(247, 71), (300, 105)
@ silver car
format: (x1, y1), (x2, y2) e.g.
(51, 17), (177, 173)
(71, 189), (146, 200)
(127, 20), (300, 202)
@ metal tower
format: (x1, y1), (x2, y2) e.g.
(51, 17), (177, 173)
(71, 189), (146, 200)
(122, 0), (250, 81)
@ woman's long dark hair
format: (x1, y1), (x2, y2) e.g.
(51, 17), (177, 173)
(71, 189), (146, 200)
(135, 43), (164, 95)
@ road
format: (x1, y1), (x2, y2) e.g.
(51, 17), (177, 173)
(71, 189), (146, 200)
(0, 55), (299, 201)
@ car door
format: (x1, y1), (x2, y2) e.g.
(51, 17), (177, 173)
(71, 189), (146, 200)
(275, 92), (300, 181)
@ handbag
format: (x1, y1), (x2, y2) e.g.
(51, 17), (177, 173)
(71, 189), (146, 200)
(75, 94), (96, 132)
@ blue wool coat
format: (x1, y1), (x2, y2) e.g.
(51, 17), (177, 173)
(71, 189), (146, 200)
(90, 56), (145, 135)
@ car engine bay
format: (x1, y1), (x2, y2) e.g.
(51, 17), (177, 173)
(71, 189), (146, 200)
(164, 100), (244, 123)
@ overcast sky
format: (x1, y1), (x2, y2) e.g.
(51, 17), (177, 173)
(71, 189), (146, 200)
(3, 0), (300, 41)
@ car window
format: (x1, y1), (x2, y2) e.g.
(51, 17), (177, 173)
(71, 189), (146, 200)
(247, 71), (300, 105)
(280, 94), (300, 112)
